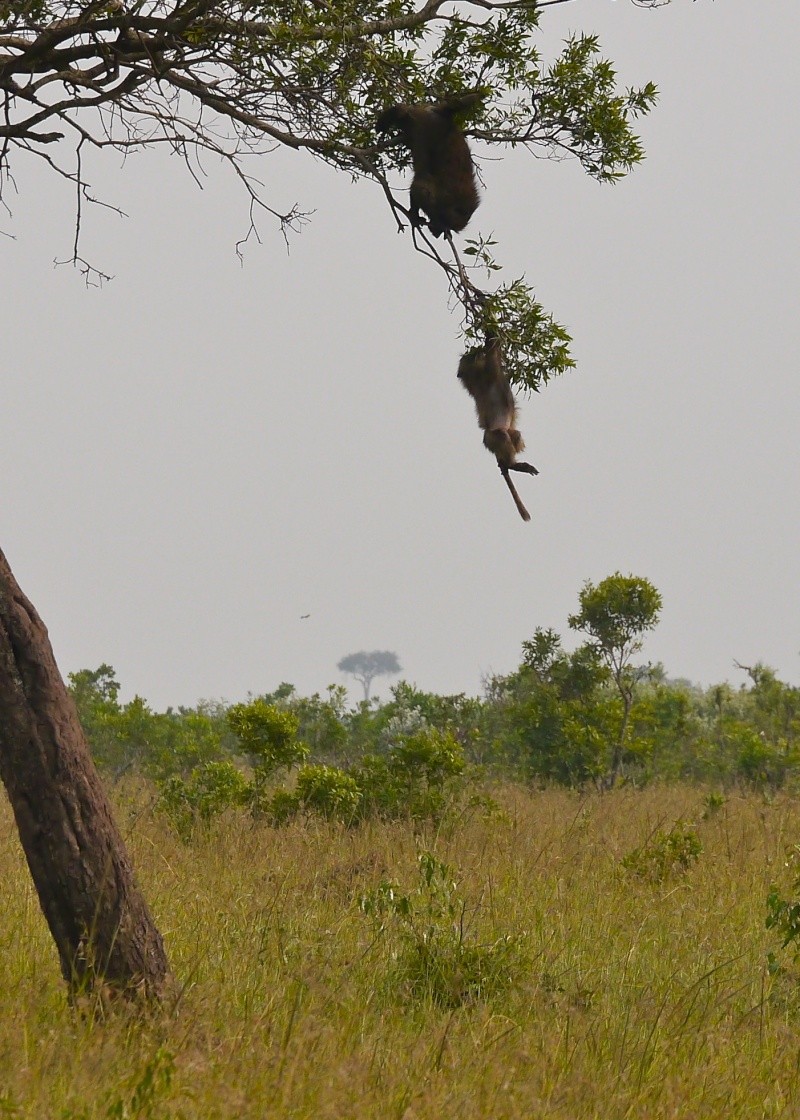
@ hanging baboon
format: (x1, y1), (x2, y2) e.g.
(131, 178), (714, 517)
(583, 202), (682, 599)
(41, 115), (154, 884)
(458, 332), (538, 521)
(376, 91), (483, 238)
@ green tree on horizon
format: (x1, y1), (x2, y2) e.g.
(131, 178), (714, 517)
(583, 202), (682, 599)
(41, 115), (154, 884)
(569, 573), (663, 787)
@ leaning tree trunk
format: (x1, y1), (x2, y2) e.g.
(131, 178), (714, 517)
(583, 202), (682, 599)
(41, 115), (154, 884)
(0, 547), (170, 999)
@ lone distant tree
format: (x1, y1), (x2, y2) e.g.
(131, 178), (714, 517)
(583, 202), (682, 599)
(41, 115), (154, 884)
(568, 573), (662, 788)
(337, 651), (401, 701)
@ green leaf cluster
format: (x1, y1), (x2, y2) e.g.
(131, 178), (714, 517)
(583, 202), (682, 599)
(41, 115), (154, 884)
(569, 573), (663, 672)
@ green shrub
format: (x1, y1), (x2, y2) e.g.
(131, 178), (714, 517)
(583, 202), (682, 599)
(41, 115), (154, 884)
(295, 764), (362, 824)
(701, 791), (726, 819)
(388, 728), (465, 784)
(360, 852), (525, 1008)
(352, 754), (397, 819)
(165, 727), (466, 832)
(159, 760), (250, 838)
(766, 845), (800, 974)
(731, 723), (797, 790)
(228, 699), (308, 774)
(622, 822), (702, 882)
(354, 729), (466, 822)
(247, 779), (301, 825)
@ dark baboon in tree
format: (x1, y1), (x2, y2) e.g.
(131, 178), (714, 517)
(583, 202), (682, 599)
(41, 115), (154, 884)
(376, 92), (483, 238)
(458, 332), (538, 522)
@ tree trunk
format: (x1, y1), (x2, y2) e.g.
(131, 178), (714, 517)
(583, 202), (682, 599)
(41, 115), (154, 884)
(0, 547), (170, 999)
(605, 687), (632, 791)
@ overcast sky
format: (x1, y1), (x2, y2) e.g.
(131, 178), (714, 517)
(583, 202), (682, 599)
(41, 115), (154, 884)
(2, 0), (798, 709)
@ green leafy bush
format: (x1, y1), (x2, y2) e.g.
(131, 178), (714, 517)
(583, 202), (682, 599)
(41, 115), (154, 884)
(160, 725), (467, 834)
(69, 665), (230, 782)
(294, 764), (362, 824)
(766, 845), (800, 974)
(701, 792), (726, 819)
(360, 852), (525, 1009)
(352, 729), (465, 823)
(159, 761), (250, 838)
(262, 787), (302, 826)
(228, 699), (308, 774)
(729, 722), (797, 790)
(69, 593), (800, 798)
(622, 822), (702, 882)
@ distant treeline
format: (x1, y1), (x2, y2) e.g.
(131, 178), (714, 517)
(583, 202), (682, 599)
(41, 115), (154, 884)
(70, 641), (800, 797)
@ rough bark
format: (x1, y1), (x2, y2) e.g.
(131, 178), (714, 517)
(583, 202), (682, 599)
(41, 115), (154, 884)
(0, 547), (170, 999)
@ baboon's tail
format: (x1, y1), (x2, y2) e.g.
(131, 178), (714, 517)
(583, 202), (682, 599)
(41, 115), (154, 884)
(501, 468), (531, 522)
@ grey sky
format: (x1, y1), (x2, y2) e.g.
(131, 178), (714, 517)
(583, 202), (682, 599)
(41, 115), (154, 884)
(2, 0), (798, 708)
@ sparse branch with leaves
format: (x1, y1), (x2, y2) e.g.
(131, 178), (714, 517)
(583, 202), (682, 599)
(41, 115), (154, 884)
(2, 0), (659, 378)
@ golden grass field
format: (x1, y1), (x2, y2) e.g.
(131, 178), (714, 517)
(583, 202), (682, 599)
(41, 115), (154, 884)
(2, 784), (800, 1118)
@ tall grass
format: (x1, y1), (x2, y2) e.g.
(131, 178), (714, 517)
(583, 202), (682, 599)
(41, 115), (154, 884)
(2, 784), (800, 1118)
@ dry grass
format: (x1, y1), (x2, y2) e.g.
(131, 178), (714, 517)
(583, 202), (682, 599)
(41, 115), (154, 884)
(2, 783), (800, 1118)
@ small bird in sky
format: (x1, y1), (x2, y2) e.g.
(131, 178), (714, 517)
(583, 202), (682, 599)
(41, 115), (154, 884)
(300, 613), (311, 620)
